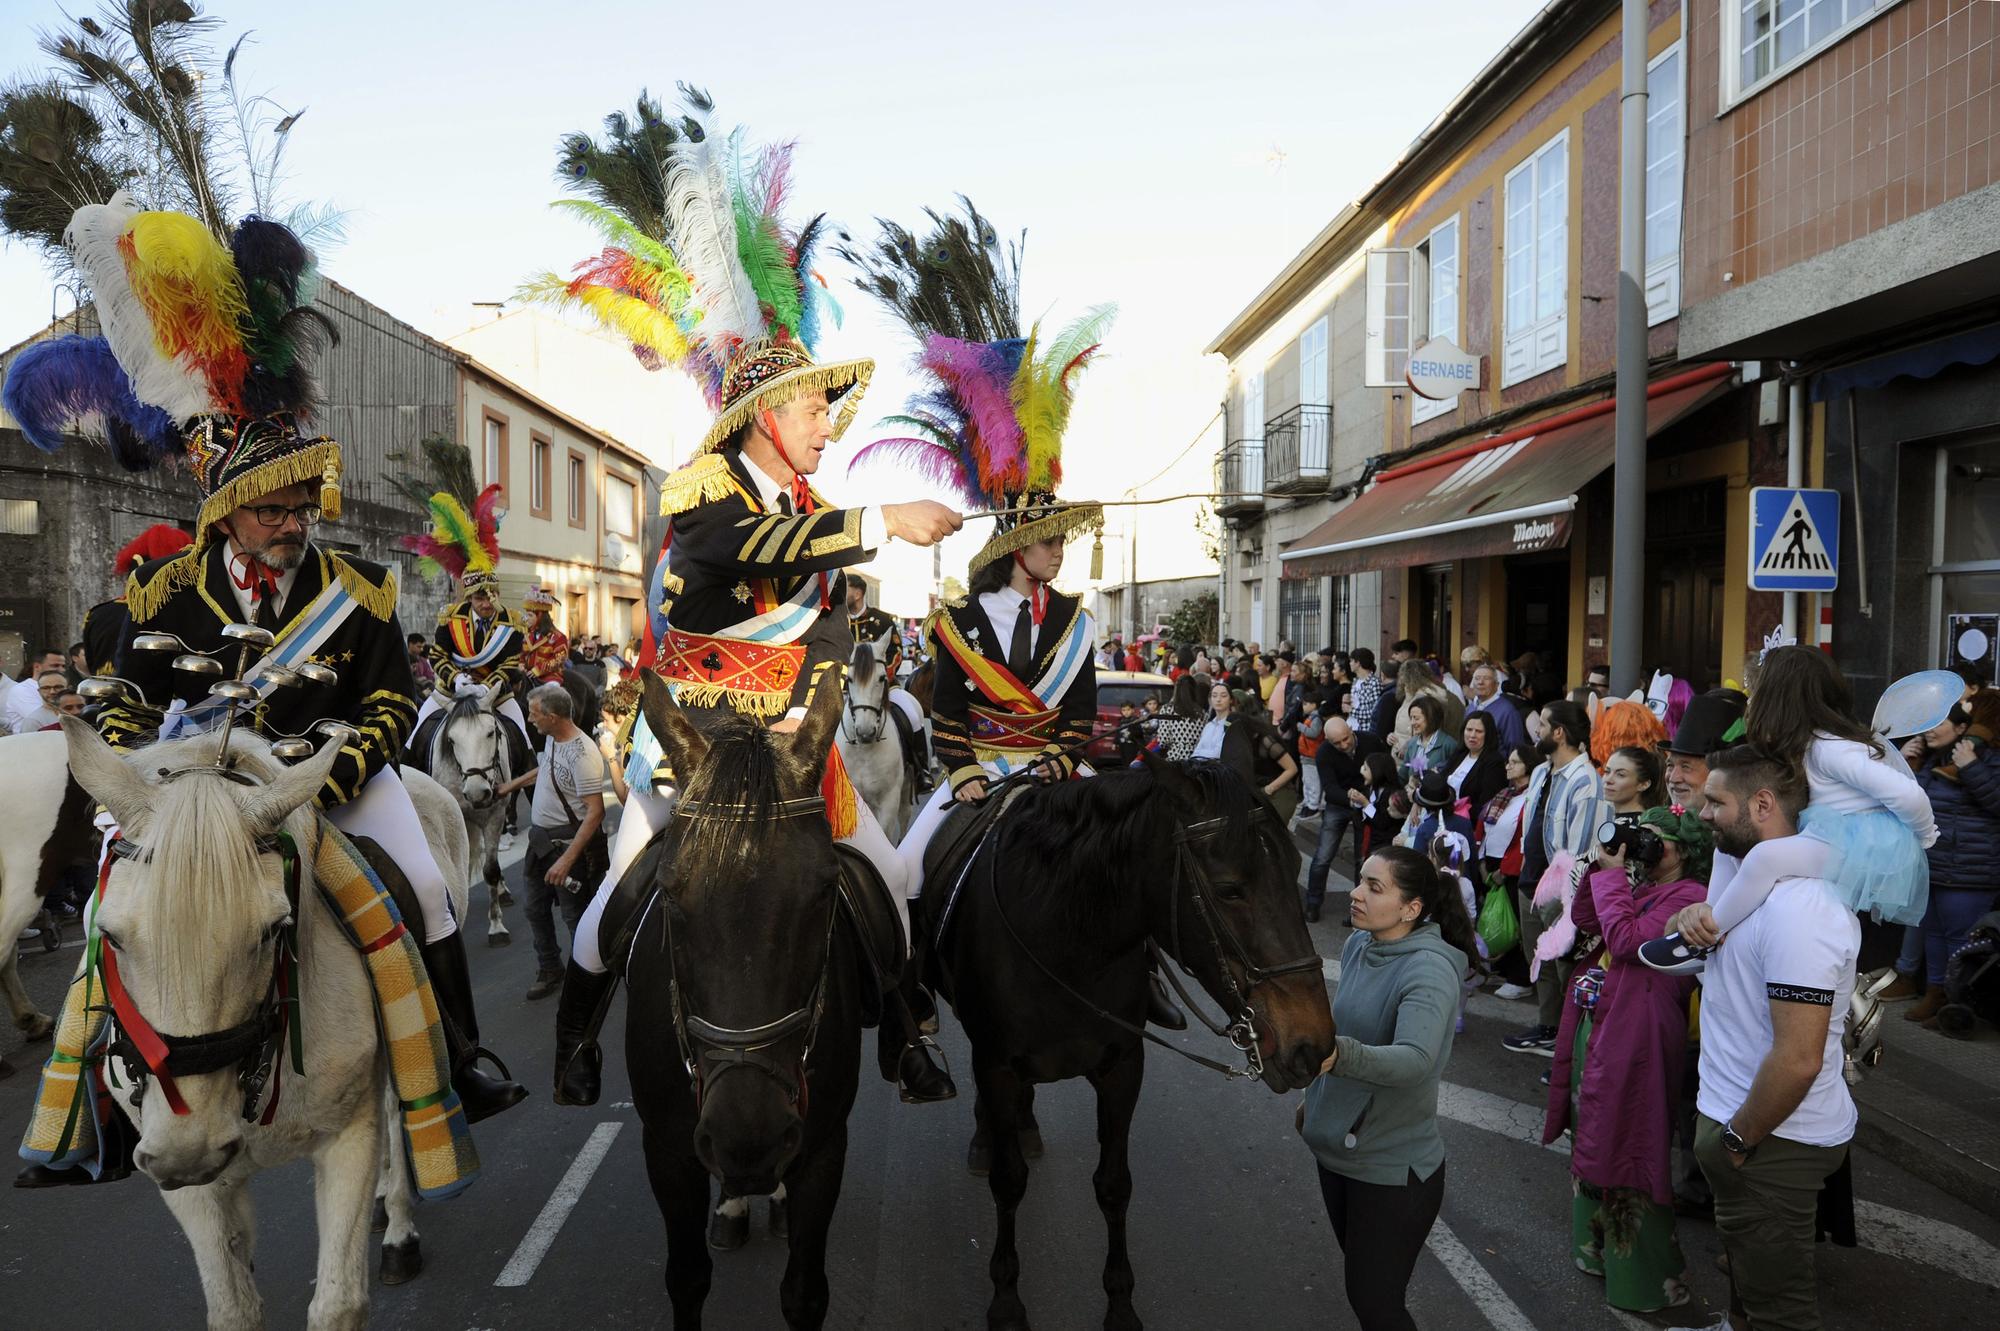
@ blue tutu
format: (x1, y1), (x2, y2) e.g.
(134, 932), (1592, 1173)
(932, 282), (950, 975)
(1797, 804), (1930, 926)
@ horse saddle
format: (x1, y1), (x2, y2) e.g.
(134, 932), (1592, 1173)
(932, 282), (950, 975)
(591, 832), (901, 1031)
(920, 791), (1016, 951)
(344, 832), (433, 940)
(888, 704), (928, 780)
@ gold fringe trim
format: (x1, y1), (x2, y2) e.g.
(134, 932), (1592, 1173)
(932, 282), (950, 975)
(967, 502), (1106, 574)
(194, 442), (345, 544)
(695, 358), (874, 457)
(658, 454), (739, 516)
(126, 548), (205, 623)
(331, 555), (398, 621)
(667, 679), (792, 717)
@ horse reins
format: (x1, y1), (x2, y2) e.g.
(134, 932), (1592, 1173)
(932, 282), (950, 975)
(982, 806), (1319, 1081)
(653, 792), (837, 1113)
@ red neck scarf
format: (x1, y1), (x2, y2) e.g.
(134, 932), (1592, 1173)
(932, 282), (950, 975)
(229, 549), (281, 606)
(1013, 553), (1050, 625)
(762, 412), (830, 610)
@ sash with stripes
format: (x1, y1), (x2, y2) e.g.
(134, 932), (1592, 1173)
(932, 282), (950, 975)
(932, 605), (1095, 714)
(162, 573), (365, 738)
(447, 616), (516, 670)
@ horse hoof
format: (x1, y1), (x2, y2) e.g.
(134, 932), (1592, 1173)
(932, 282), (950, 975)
(1018, 1126), (1044, 1160)
(379, 1236), (423, 1285)
(17, 1013), (54, 1042)
(708, 1206), (749, 1251)
(767, 1195), (788, 1239)
(967, 1137), (992, 1177)
(487, 931), (511, 947)
(372, 1196), (388, 1232)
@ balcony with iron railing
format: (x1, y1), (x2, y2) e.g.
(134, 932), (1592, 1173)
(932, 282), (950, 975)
(1263, 404), (1330, 493)
(1214, 440), (1264, 517)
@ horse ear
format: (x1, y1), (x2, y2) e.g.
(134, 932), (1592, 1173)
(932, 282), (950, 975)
(239, 735), (345, 831)
(788, 666), (846, 777)
(639, 668), (707, 783)
(59, 715), (153, 830)
(483, 675), (506, 711)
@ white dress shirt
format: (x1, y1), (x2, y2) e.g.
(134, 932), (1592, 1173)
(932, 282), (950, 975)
(978, 586), (1039, 669)
(222, 541), (304, 626)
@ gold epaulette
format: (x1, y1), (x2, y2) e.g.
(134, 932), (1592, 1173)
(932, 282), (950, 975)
(331, 554), (398, 620)
(125, 549), (204, 623)
(658, 454), (742, 516)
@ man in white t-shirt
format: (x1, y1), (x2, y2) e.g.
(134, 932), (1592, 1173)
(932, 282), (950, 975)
(500, 683), (608, 1001)
(1673, 746), (1859, 1331)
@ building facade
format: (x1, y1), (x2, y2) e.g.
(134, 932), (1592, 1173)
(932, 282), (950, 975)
(0, 281), (456, 676)
(1209, 0), (1809, 693)
(1679, 0), (2000, 705)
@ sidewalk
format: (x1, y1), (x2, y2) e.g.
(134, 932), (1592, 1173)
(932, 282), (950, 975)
(1286, 814), (2000, 1221)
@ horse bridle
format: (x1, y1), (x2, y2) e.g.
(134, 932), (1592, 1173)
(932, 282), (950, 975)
(437, 708), (506, 794)
(653, 793), (836, 1112)
(98, 832), (304, 1125)
(986, 804), (1319, 1080)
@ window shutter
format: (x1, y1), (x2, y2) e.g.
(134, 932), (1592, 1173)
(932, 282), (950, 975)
(1363, 248), (1416, 387)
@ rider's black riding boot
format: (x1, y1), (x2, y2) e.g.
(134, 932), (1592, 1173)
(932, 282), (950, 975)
(876, 989), (955, 1103)
(13, 1104), (135, 1189)
(553, 960), (615, 1106)
(1147, 965), (1188, 1031)
(419, 930), (529, 1123)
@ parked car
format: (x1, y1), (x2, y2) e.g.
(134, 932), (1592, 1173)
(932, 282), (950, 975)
(1089, 670), (1173, 763)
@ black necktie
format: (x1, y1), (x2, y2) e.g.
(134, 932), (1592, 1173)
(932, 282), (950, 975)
(1008, 605), (1032, 679)
(777, 490), (794, 516)
(255, 590), (282, 633)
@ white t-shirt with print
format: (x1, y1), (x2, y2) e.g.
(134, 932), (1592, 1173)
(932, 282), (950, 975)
(531, 733), (607, 830)
(1696, 876), (1860, 1148)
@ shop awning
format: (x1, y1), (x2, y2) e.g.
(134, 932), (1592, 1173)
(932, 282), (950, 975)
(1281, 375), (1730, 579)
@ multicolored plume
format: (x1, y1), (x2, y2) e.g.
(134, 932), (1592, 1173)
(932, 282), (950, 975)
(842, 199), (1112, 518)
(522, 85), (844, 410)
(398, 485), (503, 581)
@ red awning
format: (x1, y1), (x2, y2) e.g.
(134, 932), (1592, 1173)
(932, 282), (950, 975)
(1280, 376), (1729, 579)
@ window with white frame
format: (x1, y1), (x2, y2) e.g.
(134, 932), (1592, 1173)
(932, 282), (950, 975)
(1243, 368), (1266, 441)
(1299, 317), (1329, 407)
(1727, 0), (1889, 106)
(1412, 216), (1461, 425)
(1503, 129), (1569, 387)
(1363, 248), (1415, 387)
(1645, 43), (1685, 326)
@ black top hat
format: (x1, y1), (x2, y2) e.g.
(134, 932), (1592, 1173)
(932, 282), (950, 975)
(1668, 688), (1748, 756)
(1415, 769), (1457, 809)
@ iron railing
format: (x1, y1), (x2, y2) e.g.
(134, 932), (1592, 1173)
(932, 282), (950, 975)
(1264, 404), (1331, 493)
(1214, 440), (1264, 516)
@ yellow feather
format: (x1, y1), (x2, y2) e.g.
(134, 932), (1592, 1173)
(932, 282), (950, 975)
(122, 212), (247, 369)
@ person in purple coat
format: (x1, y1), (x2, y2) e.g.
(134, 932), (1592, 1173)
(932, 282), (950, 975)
(1543, 804), (1712, 1314)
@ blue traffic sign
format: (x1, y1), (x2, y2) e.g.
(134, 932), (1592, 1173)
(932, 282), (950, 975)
(1749, 487), (1839, 592)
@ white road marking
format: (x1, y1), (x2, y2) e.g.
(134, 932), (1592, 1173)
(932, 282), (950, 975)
(494, 1121), (623, 1287)
(1425, 1217), (1539, 1331)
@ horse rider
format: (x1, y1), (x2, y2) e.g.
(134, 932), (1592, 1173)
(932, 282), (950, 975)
(419, 565), (534, 769)
(520, 582), (571, 686)
(843, 198), (1186, 1030)
(847, 572), (932, 793)
(81, 524), (194, 678)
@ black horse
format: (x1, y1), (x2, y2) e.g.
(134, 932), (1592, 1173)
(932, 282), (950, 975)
(624, 673), (867, 1330)
(918, 756), (1336, 1331)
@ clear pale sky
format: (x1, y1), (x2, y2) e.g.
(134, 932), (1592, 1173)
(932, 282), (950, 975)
(0, 0), (1547, 611)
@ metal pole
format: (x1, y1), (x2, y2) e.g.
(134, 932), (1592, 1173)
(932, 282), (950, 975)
(1783, 378), (1805, 641)
(1609, 0), (1650, 695)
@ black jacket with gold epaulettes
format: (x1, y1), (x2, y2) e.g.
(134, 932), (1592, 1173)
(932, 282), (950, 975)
(98, 541), (417, 810)
(430, 599), (525, 697)
(927, 590), (1097, 793)
(659, 448), (880, 716)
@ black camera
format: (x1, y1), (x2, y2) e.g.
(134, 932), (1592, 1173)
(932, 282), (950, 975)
(1597, 818), (1664, 867)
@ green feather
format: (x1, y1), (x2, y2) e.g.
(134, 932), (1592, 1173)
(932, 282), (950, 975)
(730, 150), (800, 337)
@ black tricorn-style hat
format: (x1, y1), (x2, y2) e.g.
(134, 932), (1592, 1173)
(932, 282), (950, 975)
(1668, 688), (1748, 756)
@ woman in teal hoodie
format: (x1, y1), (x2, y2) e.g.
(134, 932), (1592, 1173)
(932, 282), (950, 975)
(1298, 844), (1480, 1330)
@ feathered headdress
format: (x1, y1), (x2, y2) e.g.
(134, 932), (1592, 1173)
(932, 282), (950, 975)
(398, 485), (503, 587)
(840, 198), (1112, 573)
(0, 9), (341, 546)
(521, 85), (867, 466)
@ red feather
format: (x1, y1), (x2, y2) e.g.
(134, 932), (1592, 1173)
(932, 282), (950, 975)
(472, 483), (503, 564)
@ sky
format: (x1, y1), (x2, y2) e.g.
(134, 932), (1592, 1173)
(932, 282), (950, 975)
(0, 0), (1549, 615)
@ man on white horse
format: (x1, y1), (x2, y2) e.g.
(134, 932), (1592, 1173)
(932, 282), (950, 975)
(848, 573), (931, 793)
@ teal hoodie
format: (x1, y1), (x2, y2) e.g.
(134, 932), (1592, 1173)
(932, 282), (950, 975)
(1300, 922), (1465, 1186)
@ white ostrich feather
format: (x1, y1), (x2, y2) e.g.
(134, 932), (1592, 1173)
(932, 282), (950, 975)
(663, 119), (764, 351)
(64, 191), (213, 423)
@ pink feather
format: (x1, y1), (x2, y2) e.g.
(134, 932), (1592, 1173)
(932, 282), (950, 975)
(848, 437), (982, 507)
(921, 335), (1023, 494)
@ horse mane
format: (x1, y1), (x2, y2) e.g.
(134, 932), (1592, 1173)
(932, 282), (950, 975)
(672, 715), (802, 891)
(848, 639), (881, 687)
(126, 736), (297, 1013)
(997, 761), (1280, 934)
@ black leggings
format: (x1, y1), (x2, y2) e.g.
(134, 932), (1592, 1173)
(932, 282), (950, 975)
(1317, 1161), (1446, 1331)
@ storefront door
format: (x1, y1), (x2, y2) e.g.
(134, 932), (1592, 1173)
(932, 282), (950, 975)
(1504, 553), (1570, 667)
(1645, 480), (1727, 689)
(1417, 563), (1453, 659)
(1930, 436), (2000, 682)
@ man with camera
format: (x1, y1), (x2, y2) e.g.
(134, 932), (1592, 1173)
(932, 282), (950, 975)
(1664, 747), (1860, 1331)
(504, 682), (609, 1002)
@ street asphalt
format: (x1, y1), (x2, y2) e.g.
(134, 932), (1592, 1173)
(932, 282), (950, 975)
(2, 815), (1996, 1330)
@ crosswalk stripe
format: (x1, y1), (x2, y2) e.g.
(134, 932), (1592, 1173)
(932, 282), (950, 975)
(1425, 1218), (1539, 1331)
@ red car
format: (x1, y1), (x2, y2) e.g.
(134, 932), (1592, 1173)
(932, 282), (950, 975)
(1089, 670), (1174, 764)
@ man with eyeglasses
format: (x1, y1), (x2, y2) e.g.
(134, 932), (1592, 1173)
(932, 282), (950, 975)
(6, 667), (70, 735)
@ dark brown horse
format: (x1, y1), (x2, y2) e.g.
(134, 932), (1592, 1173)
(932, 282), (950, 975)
(917, 756), (1334, 1330)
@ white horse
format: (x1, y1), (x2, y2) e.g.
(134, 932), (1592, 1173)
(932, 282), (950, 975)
(422, 684), (513, 945)
(0, 731), (83, 1050)
(59, 719), (468, 1327)
(837, 635), (914, 843)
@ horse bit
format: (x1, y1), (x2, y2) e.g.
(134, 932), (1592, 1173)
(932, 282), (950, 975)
(652, 792), (837, 1112)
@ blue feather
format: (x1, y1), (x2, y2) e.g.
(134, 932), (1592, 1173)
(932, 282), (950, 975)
(2, 336), (180, 468)
(793, 213), (829, 352)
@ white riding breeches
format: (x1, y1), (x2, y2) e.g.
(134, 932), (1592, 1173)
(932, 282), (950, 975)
(328, 765), (456, 943)
(571, 773), (911, 975)
(887, 686), (926, 736)
(414, 691), (527, 739)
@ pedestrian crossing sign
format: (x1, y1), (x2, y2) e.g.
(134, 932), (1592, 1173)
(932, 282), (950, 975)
(1749, 487), (1839, 592)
